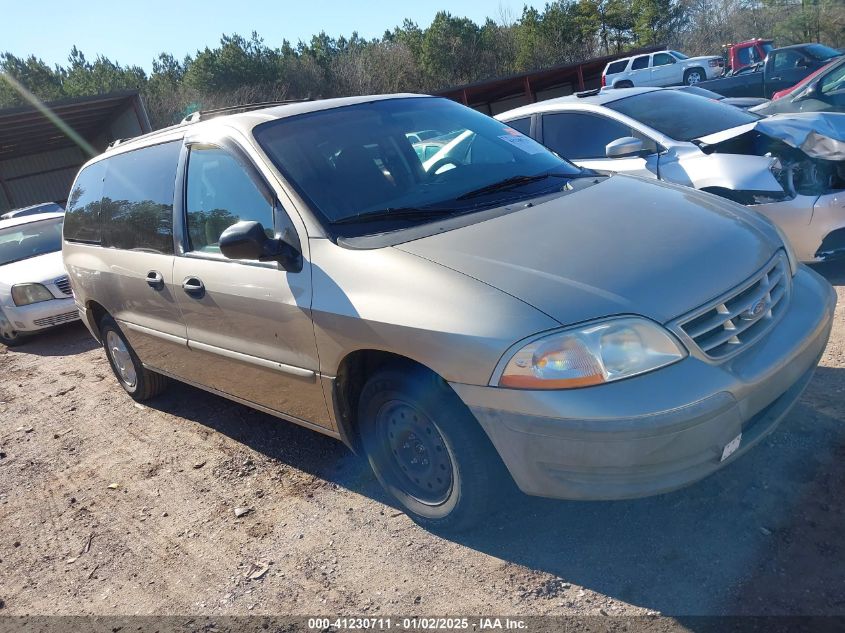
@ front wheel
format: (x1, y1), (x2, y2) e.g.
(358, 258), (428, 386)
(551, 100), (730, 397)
(358, 365), (509, 532)
(0, 313), (25, 347)
(100, 315), (167, 401)
(684, 68), (705, 85)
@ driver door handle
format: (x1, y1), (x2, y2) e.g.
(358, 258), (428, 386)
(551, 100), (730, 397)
(145, 270), (164, 290)
(182, 277), (205, 298)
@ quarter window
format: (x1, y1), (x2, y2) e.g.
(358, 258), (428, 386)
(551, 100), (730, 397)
(631, 56), (650, 71)
(542, 113), (637, 160)
(185, 146), (273, 254)
(64, 160), (106, 244)
(101, 141), (180, 254)
(606, 60), (628, 75)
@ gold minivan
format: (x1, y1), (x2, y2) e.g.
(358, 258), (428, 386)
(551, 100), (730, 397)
(63, 95), (835, 531)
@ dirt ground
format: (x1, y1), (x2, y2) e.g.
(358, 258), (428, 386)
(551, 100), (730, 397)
(1, 262), (844, 618)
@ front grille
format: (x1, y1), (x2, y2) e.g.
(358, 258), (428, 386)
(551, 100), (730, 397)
(33, 311), (79, 327)
(54, 276), (73, 296)
(677, 252), (790, 359)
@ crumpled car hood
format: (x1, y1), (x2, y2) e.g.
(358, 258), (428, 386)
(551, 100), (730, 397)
(397, 175), (778, 326)
(696, 112), (845, 160)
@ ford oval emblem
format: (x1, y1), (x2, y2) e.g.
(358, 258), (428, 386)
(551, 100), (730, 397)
(741, 299), (767, 321)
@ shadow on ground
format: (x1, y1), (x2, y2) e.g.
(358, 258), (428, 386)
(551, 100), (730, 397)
(129, 258), (845, 616)
(1, 321), (98, 356)
(143, 360), (845, 616)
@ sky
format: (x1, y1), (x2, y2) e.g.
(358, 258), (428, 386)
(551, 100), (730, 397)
(0, 0), (541, 72)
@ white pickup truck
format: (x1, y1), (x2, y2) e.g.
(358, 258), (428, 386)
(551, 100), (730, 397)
(602, 50), (724, 88)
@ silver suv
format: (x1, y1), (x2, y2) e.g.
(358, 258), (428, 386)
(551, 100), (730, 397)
(63, 95), (835, 531)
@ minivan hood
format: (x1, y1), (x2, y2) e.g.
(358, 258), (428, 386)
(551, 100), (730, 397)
(397, 175), (777, 326)
(0, 250), (65, 290)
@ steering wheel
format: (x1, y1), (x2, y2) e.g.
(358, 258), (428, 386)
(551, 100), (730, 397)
(426, 157), (461, 179)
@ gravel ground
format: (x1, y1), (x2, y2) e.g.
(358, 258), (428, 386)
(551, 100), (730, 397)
(0, 262), (843, 617)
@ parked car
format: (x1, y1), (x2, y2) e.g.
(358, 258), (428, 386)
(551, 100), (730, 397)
(64, 94), (834, 531)
(1, 201), (64, 220)
(673, 85), (770, 110)
(497, 87), (845, 262)
(699, 43), (842, 98)
(723, 38), (775, 74)
(602, 50), (724, 88)
(752, 56), (845, 115)
(0, 212), (77, 346)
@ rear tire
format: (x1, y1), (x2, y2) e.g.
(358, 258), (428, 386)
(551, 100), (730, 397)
(684, 68), (705, 85)
(100, 315), (167, 401)
(358, 364), (510, 533)
(615, 80), (634, 88)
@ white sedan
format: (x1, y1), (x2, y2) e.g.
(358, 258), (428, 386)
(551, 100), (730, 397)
(0, 213), (78, 346)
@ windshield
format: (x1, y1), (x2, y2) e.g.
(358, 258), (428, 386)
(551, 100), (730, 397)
(606, 90), (760, 141)
(0, 217), (63, 266)
(803, 44), (841, 61)
(670, 51), (689, 60)
(761, 42), (774, 55)
(253, 97), (582, 236)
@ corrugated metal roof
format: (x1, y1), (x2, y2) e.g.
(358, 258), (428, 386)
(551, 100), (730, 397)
(0, 91), (151, 159)
(436, 45), (664, 108)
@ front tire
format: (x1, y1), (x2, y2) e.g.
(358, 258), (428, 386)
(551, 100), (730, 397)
(358, 365), (509, 532)
(684, 68), (705, 85)
(0, 314), (25, 347)
(100, 315), (167, 401)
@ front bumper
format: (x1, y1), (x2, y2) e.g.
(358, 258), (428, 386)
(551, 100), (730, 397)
(756, 190), (845, 262)
(450, 266), (836, 500)
(1, 297), (79, 333)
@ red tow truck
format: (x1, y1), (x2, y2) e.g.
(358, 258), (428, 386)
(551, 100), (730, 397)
(723, 39), (774, 74)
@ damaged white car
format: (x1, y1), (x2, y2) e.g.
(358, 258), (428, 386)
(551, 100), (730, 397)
(498, 87), (845, 261)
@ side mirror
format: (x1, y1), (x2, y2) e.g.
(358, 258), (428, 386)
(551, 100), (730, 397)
(793, 82), (818, 102)
(606, 136), (644, 159)
(219, 221), (302, 272)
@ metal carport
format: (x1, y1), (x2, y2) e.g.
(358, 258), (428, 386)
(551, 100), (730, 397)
(0, 91), (151, 213)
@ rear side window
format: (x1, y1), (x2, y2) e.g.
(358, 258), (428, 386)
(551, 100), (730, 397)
(631, 56), (650, 71)
(64, 161), (106, 244)
(606, 60), (628, 75)
(185, 146), (273, 254)
(542, 112), (633, 160)
(101, 141), (180, 254)
(505, 117), (531, 135)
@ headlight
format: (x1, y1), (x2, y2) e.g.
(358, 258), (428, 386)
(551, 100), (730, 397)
(11, 283), (54, 306)
(771, 222), (798, 275)
(498, 317), (686, 390)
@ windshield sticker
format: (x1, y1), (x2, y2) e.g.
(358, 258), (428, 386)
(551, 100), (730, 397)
(498, 134), (546, 154)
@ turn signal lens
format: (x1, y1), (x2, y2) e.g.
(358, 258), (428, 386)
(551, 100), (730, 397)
(498, 318), (686, 390)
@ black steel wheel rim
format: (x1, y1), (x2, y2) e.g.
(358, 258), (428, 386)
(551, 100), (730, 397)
(377, 400), (454, 505)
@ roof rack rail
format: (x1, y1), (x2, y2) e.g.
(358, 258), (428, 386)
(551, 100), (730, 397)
(180, 98), (311, 123)
(575, 88), (602, 98)
(107, 137), (131, 150)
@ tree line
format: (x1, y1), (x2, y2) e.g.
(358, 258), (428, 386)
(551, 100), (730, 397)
(1, 0), (843, 129)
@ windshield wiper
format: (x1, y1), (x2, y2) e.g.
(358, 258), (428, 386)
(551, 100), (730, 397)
(332, 206), (463, 225)
(456, 173), (572, 200)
